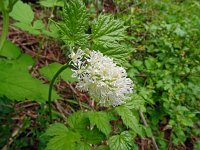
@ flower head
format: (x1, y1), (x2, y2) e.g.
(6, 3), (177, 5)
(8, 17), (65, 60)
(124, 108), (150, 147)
(69, 49), (133, 107)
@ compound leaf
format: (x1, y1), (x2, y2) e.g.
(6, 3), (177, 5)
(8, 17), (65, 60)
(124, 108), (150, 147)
(39, 0), (64, 7)
(44, 123), (81, 150)
(88, 111), (112, 137)
(92, 15), (126, 47)
(115, 106), (141, 134)
(91, 15), (131, 64)
(55, 0), (88, 47)
(108, 131), (133, 150)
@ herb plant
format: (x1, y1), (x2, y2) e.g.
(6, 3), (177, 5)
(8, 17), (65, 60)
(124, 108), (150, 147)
(0, 0), (199, 150)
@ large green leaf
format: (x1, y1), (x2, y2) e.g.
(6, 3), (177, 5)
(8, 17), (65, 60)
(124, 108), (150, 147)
(44, 123), (81, 150)
(124, 94), (146, 112)
(0, 60), (59, 102)
(68, 111), (106, 144)
(115, 106), (141, 134)
(96, 145), (110, 150)
(92, 43), (132, 65)
(68, 111), (89, 132)
(39, 0), (64, 7)
(10, 0), (34, 24)
(91, 15), (126, 48)
(39, 62), (77, 83)
(16, 53), (35, 67)
(13, 22), (40, 35)
(91, 15), (132, 65)
(108, 131), (133, 150)
(0, 40), (21, 59)
(55, 0), (88, 47)
(76, 142), (90, 150)
(81, 127), (106, 144)
(44, 123), (69, 137)
(88, 111), (112, 137)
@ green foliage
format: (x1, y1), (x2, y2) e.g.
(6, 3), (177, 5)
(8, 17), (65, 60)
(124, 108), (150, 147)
(124, 0), (200, 147)
(88, 111), (112, 137)
(0, 40), (21, 59)
(108, 131), (133, 150)
(68, 111), (106, 144)
(91, 14), (125, 47)
(124, 94), (146, 112)
(54, 1), (132, 65)
(68, 111), (89, 132)
(43, 123), (81, 150)
(39, 0), (64, 7)
(0, 97), (14, 148)
(0, 59), (59, 102)
(9, 0), (48, 36)
(0, 40), (59, 102)
(55, 0), (88, 47)
(115, 105), (141, 135)
(43, 111), (108, 150)
(9, 0), (34, 24)
(39, 62), (77, 83)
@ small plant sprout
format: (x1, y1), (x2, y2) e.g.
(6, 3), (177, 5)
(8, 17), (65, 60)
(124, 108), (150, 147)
(69, 49), (134, 107)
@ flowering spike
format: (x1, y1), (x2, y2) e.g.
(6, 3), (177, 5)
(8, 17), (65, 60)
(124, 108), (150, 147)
(70, 49), (133, 107)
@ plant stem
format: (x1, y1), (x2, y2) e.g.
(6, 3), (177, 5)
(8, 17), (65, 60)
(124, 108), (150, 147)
(48, 63), (69, 123)
(0, 12), (9, 52)
(139, 110), (159, 150)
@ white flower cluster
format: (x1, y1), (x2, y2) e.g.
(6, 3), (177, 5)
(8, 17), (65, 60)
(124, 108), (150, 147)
(69, 49), (133, 107)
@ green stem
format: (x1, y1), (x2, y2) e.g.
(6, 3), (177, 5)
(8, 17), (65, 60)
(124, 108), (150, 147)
(48, 63), (70, 123)
(0, 12), (9, 52)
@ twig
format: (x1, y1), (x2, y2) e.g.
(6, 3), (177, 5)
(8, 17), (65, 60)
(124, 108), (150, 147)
(140, 110), (159, 150)
(54, 101), (67, 120)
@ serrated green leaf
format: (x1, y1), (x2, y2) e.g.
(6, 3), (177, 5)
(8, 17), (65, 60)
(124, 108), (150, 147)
(88, 111), (112, 137)
(76, 142), (90, 150)
(143, 126), (153, 137)
(91, 15), (131, 65)
(91, 15), (126, 48)
(33, 20), (45, 30)
(39, 0), (64, 7)
(55, 0), (88, 46)
(10, 0), (34, 24)
(39, 62), (77, 83)
(13, 22), (40, 35)
(108, 131), (133, 150)
(124, 94), (146, 112)
(44, 123), (81, 150)
(68, 111), (89, 132)
(92, 43), (132, 65)
(16, 54), (35, 67)
(115, 106), (141, 134)
(44, 123), (69, 137)
(194, 141), (200, 150)
(0, 40), (21, 59)
(81, 127), (106, 144)
(68, 111), (105, 144)
(0, 60), (59, 102)
(96, 145), (110, 150)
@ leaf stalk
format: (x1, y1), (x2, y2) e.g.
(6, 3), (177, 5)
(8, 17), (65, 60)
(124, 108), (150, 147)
(0, 11), (9, 52)
(48, 63), (70, 123)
